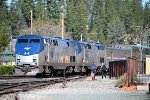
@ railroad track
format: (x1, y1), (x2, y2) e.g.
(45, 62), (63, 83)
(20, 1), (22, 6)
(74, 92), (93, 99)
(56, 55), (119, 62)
(0, 75), (86, 96)
(0, 75), (35, 80)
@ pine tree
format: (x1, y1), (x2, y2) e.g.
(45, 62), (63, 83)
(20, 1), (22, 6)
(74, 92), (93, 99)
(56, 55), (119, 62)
(35, 0), (44, 20)
(9, 0), (19, 36)
(143, 2), (150, 28)
(15, 0), (29, 35)
(105, 0), (117, 24)
(130, 0), (143, 26)
(65, 0), (75, 33)
(91, 0), (106, 43)
(105, 0), (124, 44)
(107, 17), (126, 44)
(65, 0), (88, 40)
(119, 0), (133, 34)
(46, 0), (61, 21)
(0, 0), (9, 51)
(21, 0), (34, 28)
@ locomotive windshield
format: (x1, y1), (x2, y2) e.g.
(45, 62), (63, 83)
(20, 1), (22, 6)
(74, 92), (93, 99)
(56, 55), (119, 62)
(30, 39), (40, 43)
(18, 39), (28, 43)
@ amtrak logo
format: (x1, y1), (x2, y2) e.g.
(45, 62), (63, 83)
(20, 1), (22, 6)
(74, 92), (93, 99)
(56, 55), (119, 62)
(24, 46), (31, 50)
(24, 52), (29, 55)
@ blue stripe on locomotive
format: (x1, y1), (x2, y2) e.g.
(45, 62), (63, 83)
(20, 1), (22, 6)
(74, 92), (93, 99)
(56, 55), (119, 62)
(90, 43), (105, 50)
(16, 35), (82, 55)
(16, 35), (106, 56)
(16, 35), (44, 56)
(60, 39), (81, 54)
(76, 42), (82, 54)
(79, 41), (105, 50)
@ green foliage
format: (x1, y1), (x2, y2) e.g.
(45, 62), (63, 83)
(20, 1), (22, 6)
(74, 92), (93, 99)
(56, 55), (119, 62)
(130, 0), (143, 26)
(21, 0), (34, 20)
(9, 0), (19, 36)
(65, 0), (88, 40)
(0, 33), (10, 51)
(115, 74), (127, 87)
(46, 0), (61, 20)
(0, 66), (15, 76)
(105, 0), (118, 25)
(133, 74), (140, 84)
(35, 0), (44, 20)
(107, 17), (126, 44)
(20, 0), (35, 29)
(118, 0), (134, 34)
(0, 0), (149, 46)
(143, 2), (150, 27)
(0, 0), (10, 51)
(91, 0), (108, 44)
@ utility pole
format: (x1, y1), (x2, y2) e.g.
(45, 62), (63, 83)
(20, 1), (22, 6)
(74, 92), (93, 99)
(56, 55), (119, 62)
(30, 10), (33, 35)
(139, 37), (143, 61)
(60, 5), (64, 39)
(81, 34), (83, 42)
(80, 25), (88, 42)
(9, 36), (12, 51)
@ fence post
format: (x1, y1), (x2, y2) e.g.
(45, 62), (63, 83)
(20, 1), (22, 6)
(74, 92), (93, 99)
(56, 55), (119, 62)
(128, 56), (137, 86)
(62, 68), (67, 88)
(149, 83), (150, 94)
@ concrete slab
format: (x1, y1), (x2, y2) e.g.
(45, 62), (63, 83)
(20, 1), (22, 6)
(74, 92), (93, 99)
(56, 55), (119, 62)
(137, 85), (148, 91)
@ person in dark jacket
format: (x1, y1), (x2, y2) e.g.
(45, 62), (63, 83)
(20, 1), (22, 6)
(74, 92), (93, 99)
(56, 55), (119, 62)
(91, 62), (96, 80)
(101, 63), (107, 79)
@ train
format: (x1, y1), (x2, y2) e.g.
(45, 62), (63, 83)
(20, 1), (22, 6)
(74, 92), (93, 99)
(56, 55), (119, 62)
(15, 34), (149, 76)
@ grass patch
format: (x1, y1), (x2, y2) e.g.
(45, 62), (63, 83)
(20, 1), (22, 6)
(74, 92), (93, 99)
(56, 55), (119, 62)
(133, 74), (140, 85)
(0, 66), (15, 76)
(115, 73), (127, 87)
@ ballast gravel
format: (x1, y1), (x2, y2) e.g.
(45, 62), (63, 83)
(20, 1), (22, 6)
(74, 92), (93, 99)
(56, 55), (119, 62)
(0, 76), (150, 100)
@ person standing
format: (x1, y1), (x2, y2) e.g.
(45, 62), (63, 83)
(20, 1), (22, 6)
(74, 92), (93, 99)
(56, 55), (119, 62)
(91, 62), (96, 80)
(101, 62), (107, 79)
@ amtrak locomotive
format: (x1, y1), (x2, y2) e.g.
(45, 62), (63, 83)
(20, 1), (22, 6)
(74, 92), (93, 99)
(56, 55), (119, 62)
(15, 34), (148, 76)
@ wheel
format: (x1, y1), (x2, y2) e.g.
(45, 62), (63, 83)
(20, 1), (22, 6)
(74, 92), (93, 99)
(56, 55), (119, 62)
(84, 66), (89, 75)
(48, 66), (54, 76)
(80, 66), (84, 76)
(96, 66), (101, 75)
(35, 73), (42, 78)
(72, 66), (75, 75)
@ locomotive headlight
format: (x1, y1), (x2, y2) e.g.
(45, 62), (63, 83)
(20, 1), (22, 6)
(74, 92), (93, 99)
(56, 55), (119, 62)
(33, 56), (36, 58)
(17, 59), (20, 62)
(33, 59), (37, 62)
(17, 55), (20, 58)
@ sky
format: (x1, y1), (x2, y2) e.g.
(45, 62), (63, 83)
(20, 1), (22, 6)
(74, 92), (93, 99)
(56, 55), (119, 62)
(142, 0), (150, 6)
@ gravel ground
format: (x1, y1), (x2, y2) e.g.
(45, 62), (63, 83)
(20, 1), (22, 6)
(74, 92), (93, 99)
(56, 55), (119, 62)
(0, 76), (150, 100)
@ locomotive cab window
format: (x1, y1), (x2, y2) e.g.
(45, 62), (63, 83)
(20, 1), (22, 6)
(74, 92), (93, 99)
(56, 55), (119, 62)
(18, 39), (28, 43)
(53, 40), (58, 46)
(30, 39), (40, 43)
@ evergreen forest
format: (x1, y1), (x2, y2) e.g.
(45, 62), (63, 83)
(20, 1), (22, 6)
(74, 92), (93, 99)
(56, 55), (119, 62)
(0, 0), (150, 51)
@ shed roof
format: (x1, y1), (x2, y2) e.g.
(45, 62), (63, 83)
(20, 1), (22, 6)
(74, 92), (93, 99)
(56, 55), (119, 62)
(0, 48), (15, 55)
(0, 56), (15, 62)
